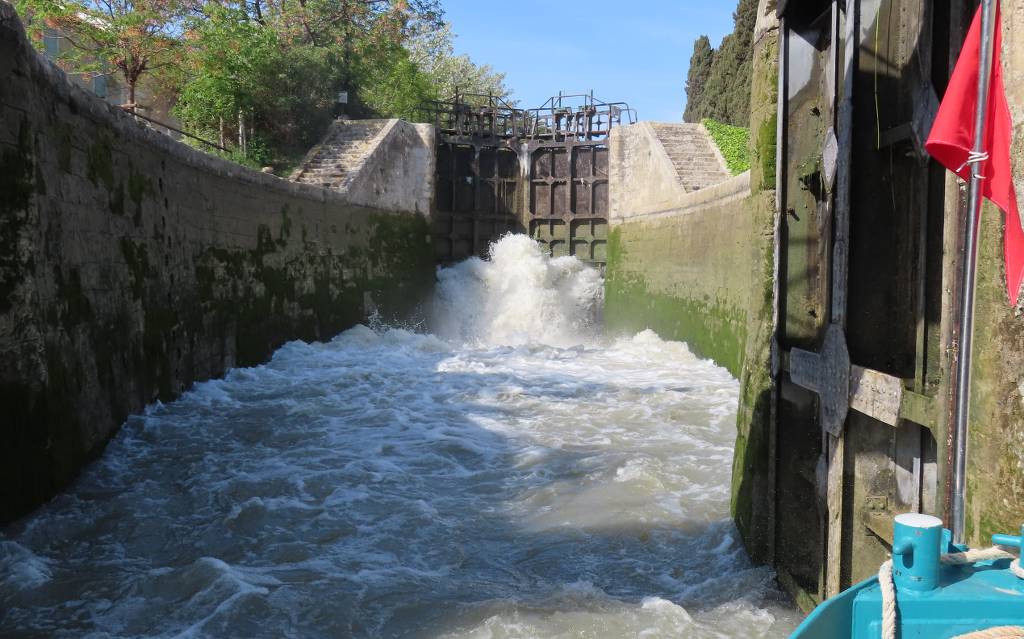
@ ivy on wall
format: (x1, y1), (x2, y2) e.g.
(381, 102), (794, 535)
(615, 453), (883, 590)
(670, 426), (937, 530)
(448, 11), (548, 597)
(703, 118), (750, 175)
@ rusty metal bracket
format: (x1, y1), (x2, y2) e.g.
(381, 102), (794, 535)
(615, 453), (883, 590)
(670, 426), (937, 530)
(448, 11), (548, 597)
(790, 323), (851, 436)
(786, 327), (939, 434)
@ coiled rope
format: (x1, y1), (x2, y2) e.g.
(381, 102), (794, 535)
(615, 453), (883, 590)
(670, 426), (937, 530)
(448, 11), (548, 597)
(879, 546), (1024, 639)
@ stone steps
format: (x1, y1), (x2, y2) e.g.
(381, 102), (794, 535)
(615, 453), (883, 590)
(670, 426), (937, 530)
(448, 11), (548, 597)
(290, 119), (388, 190)
(649, 123), (732, 192)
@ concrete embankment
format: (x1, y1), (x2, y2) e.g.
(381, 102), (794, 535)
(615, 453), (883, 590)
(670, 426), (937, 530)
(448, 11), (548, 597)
(0, 3), (435, 523)
(604, 120), (758, 377)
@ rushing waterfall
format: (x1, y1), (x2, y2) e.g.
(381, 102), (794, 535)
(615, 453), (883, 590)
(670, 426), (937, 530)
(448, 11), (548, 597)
(432, 234), (604, 347)
(0, 235), (799, 638)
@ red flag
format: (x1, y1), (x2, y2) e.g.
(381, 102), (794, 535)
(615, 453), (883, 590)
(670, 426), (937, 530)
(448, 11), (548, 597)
(925, 2), (1024, 305)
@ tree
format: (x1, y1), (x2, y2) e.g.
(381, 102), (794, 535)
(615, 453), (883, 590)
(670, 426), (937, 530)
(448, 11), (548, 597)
(172, 5), (282, 153)
(407, 21), (512, 103)
(16, 0), (184, 111)
(683, 0), (758, 126)
(352, 41), (435, 121)
(683, 35), (714, 123)
(172, 0), (444, 159)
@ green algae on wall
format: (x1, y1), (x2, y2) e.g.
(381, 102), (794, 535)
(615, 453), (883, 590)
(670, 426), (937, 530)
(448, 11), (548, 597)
(964, 202), (1024, 545)
(0, 0), (437, 523)
(728, 190), (777, 564)
(606, 226), (747, 377)
(605, 189), (763, 380)
(730, 10), (780, 568)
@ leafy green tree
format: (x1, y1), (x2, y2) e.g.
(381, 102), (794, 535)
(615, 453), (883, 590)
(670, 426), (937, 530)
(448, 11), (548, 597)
(173, 1), (441, 159)
(683, 35), (714, 123)
(15, 0), (184, 110)
(173, 6), (277, 135)
(352, 41), (436, 121)
(173, 5), (345, 157)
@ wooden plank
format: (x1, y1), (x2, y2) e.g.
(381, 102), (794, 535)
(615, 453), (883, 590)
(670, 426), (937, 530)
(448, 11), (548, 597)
(825, 430), (844, 597)
(895, 422), (923, 512)
(768, 14), (789, 569)
(863, 509), (895, 545)
(899, 389), (935, 429)
(823, 0), (848, 599)
(786, 354), (939, 429)
(849, 365), (902, 425)
(848, 365), (938, 429)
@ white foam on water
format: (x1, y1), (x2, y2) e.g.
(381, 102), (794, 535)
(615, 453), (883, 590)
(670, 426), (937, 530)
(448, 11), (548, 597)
(432, 234), (604, 347)
(0, 235), (798, 638)
(0, 541), (52, 590)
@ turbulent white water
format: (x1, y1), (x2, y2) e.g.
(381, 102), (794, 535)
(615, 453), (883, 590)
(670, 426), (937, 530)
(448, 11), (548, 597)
(0, 235), (799, 638)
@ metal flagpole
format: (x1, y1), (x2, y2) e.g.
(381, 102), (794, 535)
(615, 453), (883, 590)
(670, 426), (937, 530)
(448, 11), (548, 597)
(951, 0), (999, 545)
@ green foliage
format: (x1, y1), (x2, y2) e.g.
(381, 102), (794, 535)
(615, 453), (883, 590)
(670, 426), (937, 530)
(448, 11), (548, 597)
(15, 0), (184, 105)
(683, 36), (714, 123)
(17, 0), (512, 168)
(684, 0), (757, 127)
(703, 118), (750, 175)
(350, 41), (437, 122)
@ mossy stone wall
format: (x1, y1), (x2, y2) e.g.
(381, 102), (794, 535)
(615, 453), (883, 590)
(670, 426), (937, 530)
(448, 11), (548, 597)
(605, 198), (759, 378)
(964, 2), (1024, 546)
(0, 3), (434, 523)
(730, 5), (779, 566)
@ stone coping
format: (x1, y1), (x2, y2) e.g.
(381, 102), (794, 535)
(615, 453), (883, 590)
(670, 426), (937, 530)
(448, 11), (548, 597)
(612, 170), (752, 223)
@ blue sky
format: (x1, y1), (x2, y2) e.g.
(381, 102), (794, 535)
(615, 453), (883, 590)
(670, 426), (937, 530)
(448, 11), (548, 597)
(440, 1), (737, 123)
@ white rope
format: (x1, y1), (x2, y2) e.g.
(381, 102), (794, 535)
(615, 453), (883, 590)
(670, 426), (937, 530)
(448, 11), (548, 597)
(879, 560), (898, 639)
(941, 545), (1017, 565)
(878, 545), (1024, 639)
(956, 150), (990, 179)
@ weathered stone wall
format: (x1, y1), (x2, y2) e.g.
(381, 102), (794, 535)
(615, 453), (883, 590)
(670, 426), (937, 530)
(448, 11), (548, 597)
(344, 120), (435, 215)
(962, 5), (1024, 545)
(605, 169), (755, 377)
(608, 123), (689, 214)
(730, 0), (779, 574)
(0, 3), (434, 523)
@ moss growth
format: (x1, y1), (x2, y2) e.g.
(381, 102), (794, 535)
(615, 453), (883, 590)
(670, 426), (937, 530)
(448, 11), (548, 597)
(963, 202), (1024, 545)
(755, 113), (777, 191)
(109, 182), (126, 217)
(55, 266), (94, 330)
(87, 138), (115, 190)
(127, 170), (152, 226)
(127, 171), (152, 205)
(191, 210), (433, 368)
(729, 192), (777, 564)
(0, 117), (35, 312)
(605, 227), (748, 377)
(120, 238), (150, 300)
(256, 224), (276, 254)
(58, 128), (73, 173)
(277, 206), (292, 247)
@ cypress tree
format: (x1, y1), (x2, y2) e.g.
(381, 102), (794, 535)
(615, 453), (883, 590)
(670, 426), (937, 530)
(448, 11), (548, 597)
(683, 0), (758, 126)
(683, 35), (715, 123)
